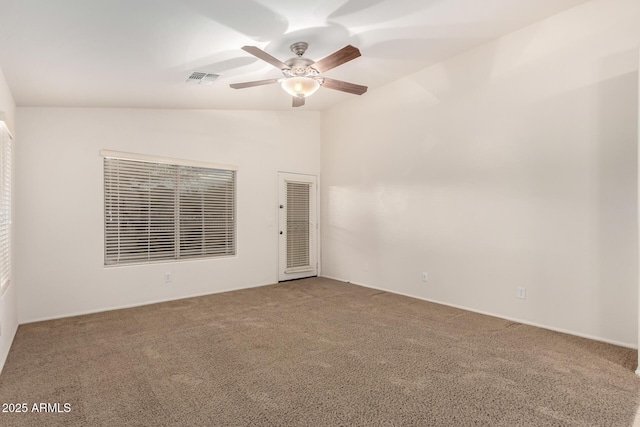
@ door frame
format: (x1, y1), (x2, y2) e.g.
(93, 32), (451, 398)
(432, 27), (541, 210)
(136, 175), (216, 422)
(277, 171), (319, 282)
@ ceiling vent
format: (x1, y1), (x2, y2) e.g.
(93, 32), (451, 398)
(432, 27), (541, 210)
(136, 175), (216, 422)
(186, 72), (220, 85)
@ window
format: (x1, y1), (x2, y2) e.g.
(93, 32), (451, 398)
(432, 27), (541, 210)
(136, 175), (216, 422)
(103, 151), (236, 266)
(0, 118), (12, 293)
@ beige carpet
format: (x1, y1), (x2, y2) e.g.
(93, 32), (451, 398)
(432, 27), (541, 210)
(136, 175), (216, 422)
(0, 277), (638, 426)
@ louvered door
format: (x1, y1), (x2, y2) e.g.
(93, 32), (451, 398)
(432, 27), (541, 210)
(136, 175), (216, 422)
(278, 173), (317, 281)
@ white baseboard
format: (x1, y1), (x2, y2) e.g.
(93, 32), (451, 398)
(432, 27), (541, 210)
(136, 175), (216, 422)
(321, 275), (637, 350)
(20, 275), (639, 352)
(20, 281), (276, 325)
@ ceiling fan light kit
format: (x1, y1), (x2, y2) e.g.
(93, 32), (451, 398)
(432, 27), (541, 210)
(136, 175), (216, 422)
(280, 77), (320, 98)
(230, 42), (367, 107)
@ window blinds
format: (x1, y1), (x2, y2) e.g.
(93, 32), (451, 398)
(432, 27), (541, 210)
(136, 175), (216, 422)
(104, 156), (235, 266)
(0, 121), (11, 292)
(286, 182), (311, 269)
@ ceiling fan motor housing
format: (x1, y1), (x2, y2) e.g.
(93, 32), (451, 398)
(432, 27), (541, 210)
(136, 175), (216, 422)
(283, 57), (317, 77)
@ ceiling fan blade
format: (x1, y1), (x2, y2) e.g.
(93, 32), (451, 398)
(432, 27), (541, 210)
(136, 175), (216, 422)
(319, 78), (368, 95)
(229, 78), (280, 89)
(292, 96), (305, 108)
(312, 45), (361, 73)
(241, 46), (290, 70)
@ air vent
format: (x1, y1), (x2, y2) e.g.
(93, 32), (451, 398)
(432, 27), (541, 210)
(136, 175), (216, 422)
(186, 72), (220, 85)
(187, 72), (206, 83)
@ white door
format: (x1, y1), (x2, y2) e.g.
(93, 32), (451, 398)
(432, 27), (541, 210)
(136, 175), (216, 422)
(278, 172), (317, 281)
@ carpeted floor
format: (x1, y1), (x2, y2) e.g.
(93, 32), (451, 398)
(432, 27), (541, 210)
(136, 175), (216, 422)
(0, 277), (638, 426)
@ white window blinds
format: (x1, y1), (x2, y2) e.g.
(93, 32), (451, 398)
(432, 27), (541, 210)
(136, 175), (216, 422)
(0, 119), (12, 293)
(286, 182), (311, 269)
(104, 155), (236, 266)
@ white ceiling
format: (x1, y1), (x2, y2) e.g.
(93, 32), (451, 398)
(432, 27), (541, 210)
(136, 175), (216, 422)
(0, 0), (590, 111)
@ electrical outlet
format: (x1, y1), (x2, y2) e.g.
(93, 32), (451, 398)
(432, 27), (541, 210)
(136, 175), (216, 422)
(165, 273), (172, 283)
(517, 287), (526, 299)
(363, 263), (369, 271)
(422, 272), (428, 282)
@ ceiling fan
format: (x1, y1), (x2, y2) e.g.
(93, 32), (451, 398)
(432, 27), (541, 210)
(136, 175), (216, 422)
(230, 42), (367, 107)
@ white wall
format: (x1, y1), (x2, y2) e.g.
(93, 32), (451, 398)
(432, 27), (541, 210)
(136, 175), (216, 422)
(637, 47), (640, 371)
(322, 0), (640, 347)
(0, 65), (17, 374)
(15, 108), (320, 322)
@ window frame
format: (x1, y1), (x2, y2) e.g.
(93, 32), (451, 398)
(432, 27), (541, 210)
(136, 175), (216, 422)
(101, 150), (237, 267)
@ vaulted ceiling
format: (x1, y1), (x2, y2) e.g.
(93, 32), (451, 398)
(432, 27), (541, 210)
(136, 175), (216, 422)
(0, 0), (590, 110)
